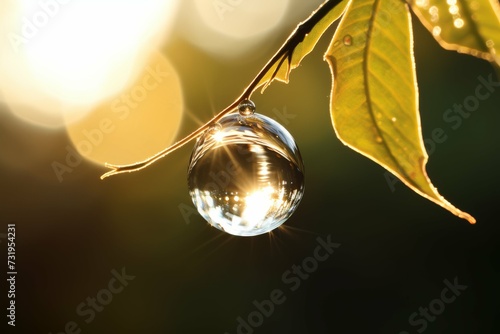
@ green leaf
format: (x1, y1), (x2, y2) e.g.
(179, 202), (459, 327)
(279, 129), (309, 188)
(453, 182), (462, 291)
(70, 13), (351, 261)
(410, 0), (500, 65)
(325, 0), (476, 223)
(253, 0), (350, 93)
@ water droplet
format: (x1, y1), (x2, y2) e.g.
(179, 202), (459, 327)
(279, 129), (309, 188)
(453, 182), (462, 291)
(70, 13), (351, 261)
(188, 112), (305, 237)
(238, 99), (256, 117)
(343, 35), (353, 46)
(432, 26), (442, 36)
(375, 136), (383, 143)
(454, 18), (464, 28)
(391, 117), (397, 122)
(446, 0), (457, 5)
(486, 39), (495, 48)
(207, 123), (224, 142)
(208, 122), (222, 133)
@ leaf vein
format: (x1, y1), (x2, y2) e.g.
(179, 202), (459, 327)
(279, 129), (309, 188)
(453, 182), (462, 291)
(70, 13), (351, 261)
(363, 0), (417, 184)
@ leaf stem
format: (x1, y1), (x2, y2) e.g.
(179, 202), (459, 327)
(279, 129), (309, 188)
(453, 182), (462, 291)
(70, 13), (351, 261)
(101, 0), (340, 179)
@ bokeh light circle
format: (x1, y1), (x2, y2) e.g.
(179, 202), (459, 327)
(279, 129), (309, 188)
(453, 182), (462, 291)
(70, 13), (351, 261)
(65, 51), (184, 166)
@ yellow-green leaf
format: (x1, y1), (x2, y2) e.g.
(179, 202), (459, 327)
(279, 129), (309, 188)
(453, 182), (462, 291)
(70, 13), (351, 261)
(410, 0), (500, 65)
(325, 0), (476, 223)
(253, 0), (350, 93)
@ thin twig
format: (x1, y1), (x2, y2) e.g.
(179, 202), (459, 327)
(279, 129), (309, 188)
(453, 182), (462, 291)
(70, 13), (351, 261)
(101, 0), (339, 179)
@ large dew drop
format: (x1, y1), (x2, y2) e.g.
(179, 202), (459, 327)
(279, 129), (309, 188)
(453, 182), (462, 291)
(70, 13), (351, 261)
(187, 105), (305, 237)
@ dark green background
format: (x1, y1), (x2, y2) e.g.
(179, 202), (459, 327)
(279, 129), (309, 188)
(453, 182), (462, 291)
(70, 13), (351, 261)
(1, 1), (499, 333)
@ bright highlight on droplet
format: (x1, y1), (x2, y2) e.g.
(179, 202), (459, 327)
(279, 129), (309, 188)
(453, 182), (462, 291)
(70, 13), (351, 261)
(187, 107), (305, 237)
(241, 186), (276, 228)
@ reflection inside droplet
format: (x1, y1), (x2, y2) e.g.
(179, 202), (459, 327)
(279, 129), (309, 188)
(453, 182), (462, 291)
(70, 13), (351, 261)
(238, 99), (256, 117)
(188, 112), (305, 237)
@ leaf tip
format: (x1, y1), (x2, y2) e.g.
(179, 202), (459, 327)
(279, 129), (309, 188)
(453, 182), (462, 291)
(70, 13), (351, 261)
(440, 197), (476, 224)
(460, 212), (476, 225)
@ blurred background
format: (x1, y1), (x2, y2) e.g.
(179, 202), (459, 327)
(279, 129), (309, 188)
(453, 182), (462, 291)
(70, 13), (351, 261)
(0, 0), (499, 333)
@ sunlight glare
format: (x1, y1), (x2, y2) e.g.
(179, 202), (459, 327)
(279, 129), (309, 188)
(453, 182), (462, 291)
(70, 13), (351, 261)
(179, 0), (290, 58)
(0, 0), (180, 128)
(242, 186), (275, 228)
(64, 51), (183, 166)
